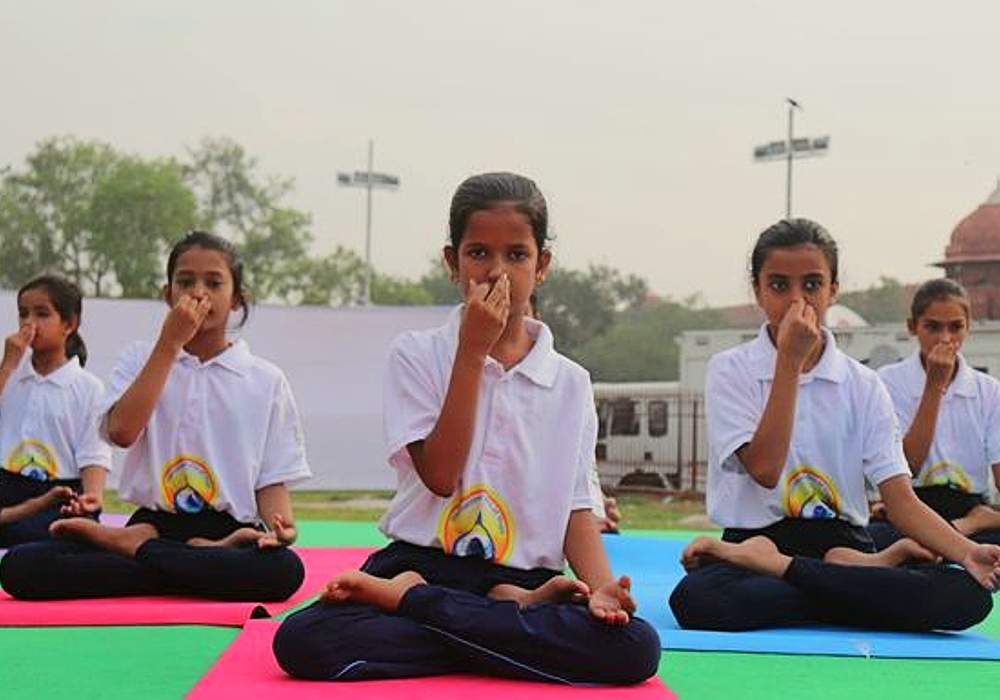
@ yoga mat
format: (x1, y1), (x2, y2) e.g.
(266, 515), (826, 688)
(0, 546), (373, 627)
(604, 534), (1000, 660)
(186, 619), (677, 700)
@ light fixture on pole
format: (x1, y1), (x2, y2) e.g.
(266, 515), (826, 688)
(752, 99), (830, 218)
(336, 139), (400, 305)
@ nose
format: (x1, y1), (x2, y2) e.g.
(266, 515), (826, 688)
(486, 256), (505, 281)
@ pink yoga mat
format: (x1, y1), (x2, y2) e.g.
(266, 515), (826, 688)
(186, 619), (677, 700)
(0, 547), (373, 627)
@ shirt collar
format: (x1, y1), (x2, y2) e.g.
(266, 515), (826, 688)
(177, 338), (252, 376)
(445, 304), (559, 388)
(748, 323), (847, 383)
(904, 350), (977, 398)
(16, 355), (81, 387)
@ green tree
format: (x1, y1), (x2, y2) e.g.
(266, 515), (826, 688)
(838, 276), (911, 324)
(184, 138), (314, 301)
(535, 264), (650, 354)
(87, 156), (196, 297)
(0, 137), (117, 291)
(415, 258), (462, 305)
(574, 299), (726, 381)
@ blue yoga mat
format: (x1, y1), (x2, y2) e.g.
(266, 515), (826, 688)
(604, 534), (1000, 660)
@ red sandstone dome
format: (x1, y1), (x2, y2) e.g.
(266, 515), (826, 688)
(942, 181), (1000, 263)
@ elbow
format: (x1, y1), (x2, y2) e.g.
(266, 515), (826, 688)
(426, 481), (458, 499)
(106, 425), (137, 449)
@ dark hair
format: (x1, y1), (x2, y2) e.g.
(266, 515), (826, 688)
(750, 218), (839, 286)
(448, 172), (550, 251)
(166, 230), (250, 327)
(910, 278), (971, 321)
(18, 275), (88, 367)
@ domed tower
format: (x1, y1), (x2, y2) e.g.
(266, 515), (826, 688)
(935, 180), (1000, 320)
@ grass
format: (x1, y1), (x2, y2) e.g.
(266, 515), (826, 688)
(102, 489), (714, 530)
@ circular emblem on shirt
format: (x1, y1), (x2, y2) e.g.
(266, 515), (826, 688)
(160, 455), (218, 514)
(437, 485), (514, 564)
(5, 439), (57, 480)
(918, 461), (972, 493)
(783, 465), (842, 519)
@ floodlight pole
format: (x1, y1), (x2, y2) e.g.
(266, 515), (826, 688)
(337, 140), (399, 305)
(786, 98), (800, 218)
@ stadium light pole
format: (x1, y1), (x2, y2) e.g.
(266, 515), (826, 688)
(337, 139), (400, 305)
(753, 99), (830, 219)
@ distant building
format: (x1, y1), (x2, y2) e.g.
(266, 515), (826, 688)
(935, 180), (1000, 320)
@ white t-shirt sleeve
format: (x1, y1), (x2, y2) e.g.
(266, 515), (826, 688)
(73, 374), (113, 471)
(983, 376), (1000, 466)
(573, 398), (599, 513)
(255, 371), (312, 489)
(705, 352), (758, 471)
(99, 341), (149, 441)
(861, 378), (909, 487)
(383, 334), (444, 472)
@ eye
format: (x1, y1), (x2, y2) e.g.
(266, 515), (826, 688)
(17, 309), (28, 320)
(508, 250), (529, 262)
(767, 280), (788, 292)
(803, 279), (823, 293)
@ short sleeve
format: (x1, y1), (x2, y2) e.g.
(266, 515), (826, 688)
(256, 371), (312, 489)
(382, 333), (445, 472)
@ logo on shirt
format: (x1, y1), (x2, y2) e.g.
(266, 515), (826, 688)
(438, 485), (514, 564)
(917, 461), (973, 493)
(5, 439), (57, 480)
(160, 455), (218, 514)
(783, 465), (842, 519)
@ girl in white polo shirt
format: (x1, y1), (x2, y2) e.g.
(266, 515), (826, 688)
(873, 278), (1000, 547)
(0, 232), (311, 601)
(273, 172), (659, 685)
(0, 275), (109, 546)
(669, 219), (1000, 631)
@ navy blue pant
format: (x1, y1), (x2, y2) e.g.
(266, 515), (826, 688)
(869, 486), (1000, 548)
(0, 508), (303, 602)
(272, 541), (661, 685)
(669, 520), (994, 632)
(0, 471), (88, 547)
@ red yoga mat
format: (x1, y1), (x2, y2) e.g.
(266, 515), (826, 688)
(0, 547), (373, 627)
(186, 619), (677, 700)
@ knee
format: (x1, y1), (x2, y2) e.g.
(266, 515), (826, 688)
(935, 583), (993, 631)
(612, 617), (662, 685)
(259, 548), (306, 602)
(669, 575), (716, 630)
(0, 544), (41, 599)
(272, 608), (331, 680)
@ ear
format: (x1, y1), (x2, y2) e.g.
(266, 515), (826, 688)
(162, 284), (173, 306)
(535, 249), (552, 284)
(829, 281), (839, 305)
(443, 246), (459, 283)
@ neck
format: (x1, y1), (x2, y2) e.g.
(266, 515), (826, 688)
(31, 351), (69, 377)
(489, 314), (533, 370)
(184, 331), (231, 363)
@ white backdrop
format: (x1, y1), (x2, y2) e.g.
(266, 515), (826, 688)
(0, 292), (452, 490)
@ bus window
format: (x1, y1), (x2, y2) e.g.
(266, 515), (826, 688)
(596, 399), (608, 439)
(648, 400), (668, 437)
(610, 399), (640, 436)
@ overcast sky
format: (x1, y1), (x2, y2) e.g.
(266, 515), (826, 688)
(3, 1), (999, 307)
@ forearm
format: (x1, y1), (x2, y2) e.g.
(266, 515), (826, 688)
(901, 387), (943, 474)
(256, 483), (296, 542)
(106, 340), (178, 447)
(79, 465), (107, 505)
(740, 362), (799, 488)
(564, 508), (615, 590)
(413, 350), (484, 496)
(882, 476), (974, 562)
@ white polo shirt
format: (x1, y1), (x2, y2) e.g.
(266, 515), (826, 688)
(706, 324), (908, 529)
(0, 356), (111, 480)
(878, 351), (1000, 495)
(104, 340), (311, 524)
(380, 306), (596, 571)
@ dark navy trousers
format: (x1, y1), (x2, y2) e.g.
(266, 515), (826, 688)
(0, 471), (87, 547)
(272, 541), (661, 685)
(0, 508), (304, 602)
(669, 519), (993, 632)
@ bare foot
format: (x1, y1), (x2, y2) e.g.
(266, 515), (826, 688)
(50, 520), (157, 557)
(187, 527), (263, 548)
(681, 535), (791, 578)
(321, 570), (426, 612)
(954, 505), (1000, 537)
(825, 538), (939, 568)
(489, 575), (590, 608)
